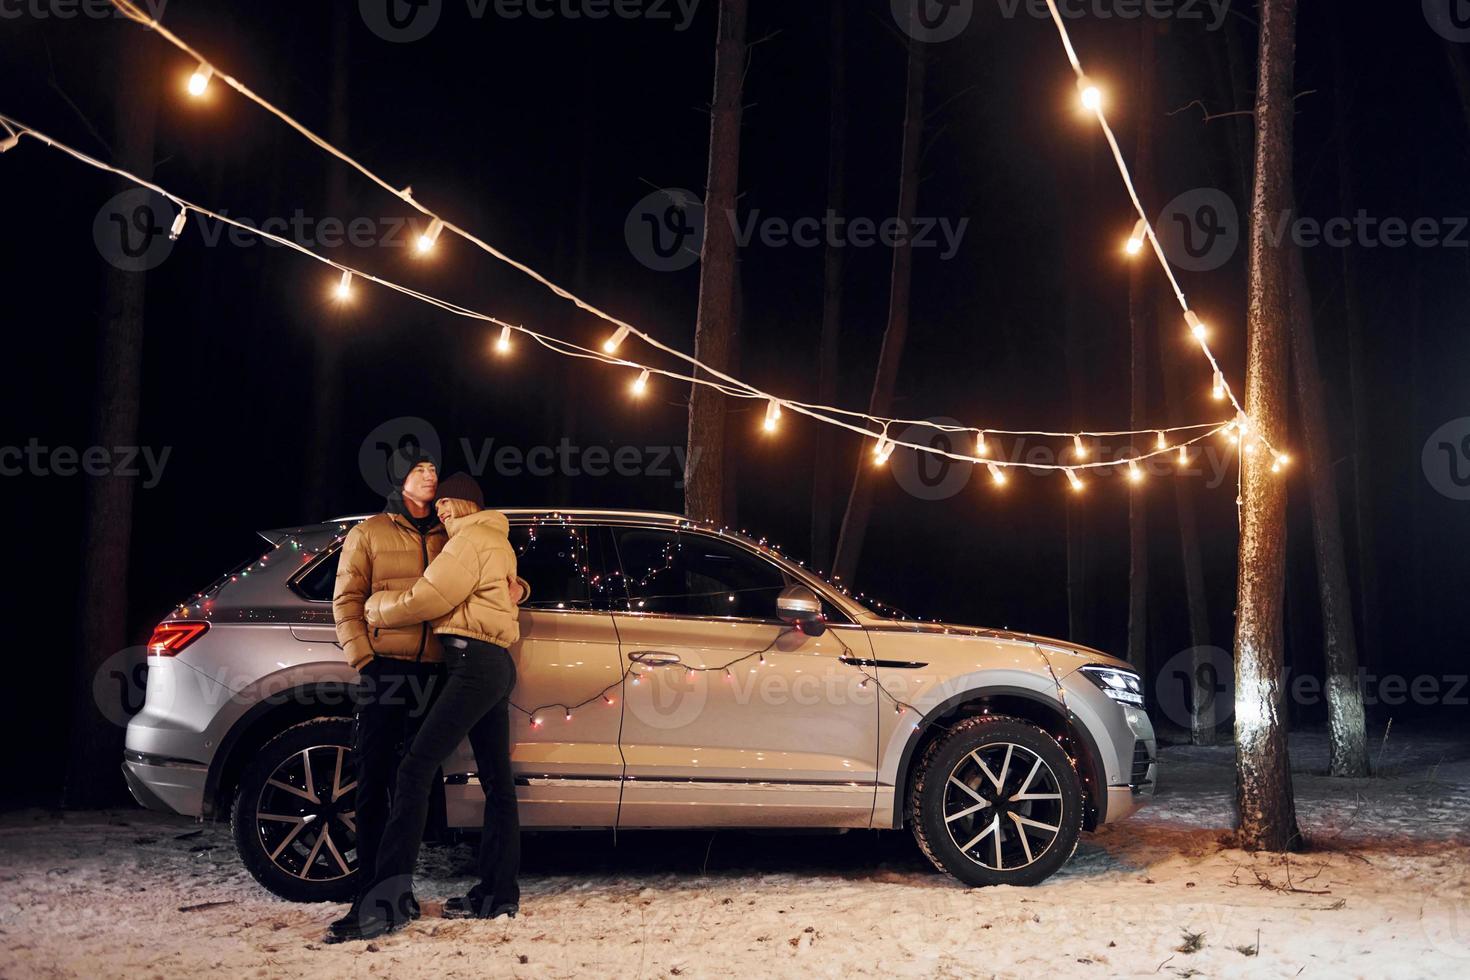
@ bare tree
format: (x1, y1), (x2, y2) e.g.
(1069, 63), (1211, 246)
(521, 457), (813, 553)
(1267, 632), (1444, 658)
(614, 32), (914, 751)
(685, 0), (749, 525)
(811, 0), (847, 572)
(831, 23), (927, 585)
(1234, 0), (1301, 852)
(65, 43), (159, 807)
(1286, 244), (1370, 776)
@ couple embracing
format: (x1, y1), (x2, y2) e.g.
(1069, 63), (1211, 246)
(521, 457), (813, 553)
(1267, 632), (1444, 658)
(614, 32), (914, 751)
(327, 453), (530, 943)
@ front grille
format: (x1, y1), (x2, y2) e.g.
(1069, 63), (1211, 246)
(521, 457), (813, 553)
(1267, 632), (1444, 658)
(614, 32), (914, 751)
(1131, 741), (1153, 785)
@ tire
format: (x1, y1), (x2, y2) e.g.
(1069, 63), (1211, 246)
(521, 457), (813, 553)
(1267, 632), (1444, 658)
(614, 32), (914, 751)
(909, 715), (1083, 887)
(230, 718), (361, 903)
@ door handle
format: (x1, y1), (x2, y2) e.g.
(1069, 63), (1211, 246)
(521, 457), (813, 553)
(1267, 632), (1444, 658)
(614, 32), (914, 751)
(628, 651), (682, 667)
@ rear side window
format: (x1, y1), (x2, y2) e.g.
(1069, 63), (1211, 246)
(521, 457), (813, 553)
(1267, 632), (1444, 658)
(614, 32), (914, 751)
(612, 529), (789, 620)
(293, 551), (341, 603)
(509, 524), (610, 611)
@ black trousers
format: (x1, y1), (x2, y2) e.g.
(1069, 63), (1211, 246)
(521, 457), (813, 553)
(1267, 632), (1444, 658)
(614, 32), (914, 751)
(372, 636), (521, 910)
(351, 658), (444, 887)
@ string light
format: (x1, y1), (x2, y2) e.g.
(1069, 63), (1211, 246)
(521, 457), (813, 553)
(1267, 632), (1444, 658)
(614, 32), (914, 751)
(168, 207), (188, 241)
(1212, 370), (1226, 401)
(496, 323), (512, 353)
(1185, 310), (1208, 341)
(763, 399), (782, 433)
(631, 368), (651, 396)
(873, 436), (896, 466)
(1073, 434), (1089, 460)
(1156, 430), (1167, 451)
(416, 217), (445, 254)
(975, 431), (989, 457)
(1127, 459), (1143, 483)
(1125, 217), (1148, 256)
(603, 324), (631, 353)
(986, 462), (1007, 487)
(0, 133), (19, 154)
(1066, 468), (1085, 493)
(1076, 75), (1102, 111)
(1178, 445), (1189, 466)
(187, 63), (213, 97)
(334, 269), (353, 301)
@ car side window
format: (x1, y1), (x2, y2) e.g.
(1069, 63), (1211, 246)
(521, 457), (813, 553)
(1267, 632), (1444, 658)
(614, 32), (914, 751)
(293, 550), (341, 603)
(508, 524), (603, 611)
(612, 528), (790, 620)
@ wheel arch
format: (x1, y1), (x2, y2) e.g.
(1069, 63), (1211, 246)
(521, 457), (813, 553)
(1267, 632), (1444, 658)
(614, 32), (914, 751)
(891, 686), (1108, 832)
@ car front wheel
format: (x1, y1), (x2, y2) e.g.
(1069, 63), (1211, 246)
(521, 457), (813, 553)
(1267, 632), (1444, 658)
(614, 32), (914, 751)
(230, 718), (361, 903)
(909, 715), (1084, 887)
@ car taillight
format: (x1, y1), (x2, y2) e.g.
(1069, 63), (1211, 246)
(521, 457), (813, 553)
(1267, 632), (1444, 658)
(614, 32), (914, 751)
(147, 621), (210, 656)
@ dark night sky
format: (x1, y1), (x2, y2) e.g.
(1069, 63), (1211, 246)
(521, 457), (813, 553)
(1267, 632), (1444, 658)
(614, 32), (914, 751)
(1, 1), (1466, 801)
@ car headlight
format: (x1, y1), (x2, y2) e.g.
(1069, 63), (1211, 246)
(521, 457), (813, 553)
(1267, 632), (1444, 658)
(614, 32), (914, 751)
(1079, 665), (1144, 707)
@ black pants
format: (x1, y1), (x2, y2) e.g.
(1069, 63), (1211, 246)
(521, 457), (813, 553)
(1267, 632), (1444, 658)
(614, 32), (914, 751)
(372, 636), (521, 911)
(351, 658), (444, 886)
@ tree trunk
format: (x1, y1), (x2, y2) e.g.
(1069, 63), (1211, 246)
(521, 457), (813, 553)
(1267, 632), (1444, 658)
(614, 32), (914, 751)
(1234, 0), (1301, 852)
(810, 0), (847, 573)
(830, 29), (926, 586)
(65, 44), (159, 808)
(685, 0), (748, 525)
(1159, 294), (1216, 745)
(1328, 26), (1381, 677)
(1286, 245), (1369, 776)
(1126, 20), (1157, 671)
(302, 2), (352, 518)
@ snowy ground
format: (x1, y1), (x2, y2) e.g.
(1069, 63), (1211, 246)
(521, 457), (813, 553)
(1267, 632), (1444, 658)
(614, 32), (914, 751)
(2, 730), (1469, 979)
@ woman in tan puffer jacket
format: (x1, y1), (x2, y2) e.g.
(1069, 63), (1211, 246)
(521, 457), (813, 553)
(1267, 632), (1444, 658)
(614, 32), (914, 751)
(331, 487), (529, 942)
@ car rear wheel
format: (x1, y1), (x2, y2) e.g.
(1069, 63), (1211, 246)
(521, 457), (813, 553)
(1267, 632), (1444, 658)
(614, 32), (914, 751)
(230, 718), (361, 903)
(909, 715), (1083, 887)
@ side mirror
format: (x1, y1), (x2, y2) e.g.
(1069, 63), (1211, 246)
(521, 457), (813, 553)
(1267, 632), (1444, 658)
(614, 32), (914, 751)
(777, 584), (827, 637)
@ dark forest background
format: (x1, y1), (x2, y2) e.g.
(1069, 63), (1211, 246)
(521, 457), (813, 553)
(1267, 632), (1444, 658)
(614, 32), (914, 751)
(0, 0), (1466, 805)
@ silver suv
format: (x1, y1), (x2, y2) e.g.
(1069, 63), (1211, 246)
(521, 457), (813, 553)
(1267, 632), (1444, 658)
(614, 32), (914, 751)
(124, 509), (1155, 900)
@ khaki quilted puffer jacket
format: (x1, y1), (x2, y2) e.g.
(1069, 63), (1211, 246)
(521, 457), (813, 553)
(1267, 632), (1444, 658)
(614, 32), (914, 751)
(333, 510), (447, 670)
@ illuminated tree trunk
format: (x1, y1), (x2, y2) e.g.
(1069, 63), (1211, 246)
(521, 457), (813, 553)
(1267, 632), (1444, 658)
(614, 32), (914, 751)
(685, 0), (748, 525)
(811, 0), (847, 573)
(65, 44), (158, 807)
(832, 26), (926, 585)
(1286, 245), (1369, 777)
(1126, 20), (1157, 671)
(1234, 0), (1301, 852)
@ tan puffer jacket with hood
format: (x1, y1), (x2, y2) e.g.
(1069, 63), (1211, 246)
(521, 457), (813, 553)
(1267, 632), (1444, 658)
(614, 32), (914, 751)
(364, 500), (531, 648)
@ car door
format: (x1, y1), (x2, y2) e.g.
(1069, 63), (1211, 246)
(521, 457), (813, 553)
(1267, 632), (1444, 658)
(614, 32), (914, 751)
(608, 526), (879, 829)
(440, 519), (625, 829)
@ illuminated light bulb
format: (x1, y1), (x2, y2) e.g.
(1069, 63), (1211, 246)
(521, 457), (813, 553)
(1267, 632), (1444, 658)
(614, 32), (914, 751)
(565, 710), (573, 722)
(873, 437), (896, 466)
(763, 399), (782, 433)
(168, 208), (188, 241)
(1065, 468), (1085, 493)
(631, 672), (642, 685)
(859, 677), (870, 689)
(631, 369), (651, 396)
(334, 270), (353, 301)
(603, 325), (632, 353)
(976, 431), (989, 458)
(1073, 434), (1089, 459)
(1125, 217), (1148, 256)
(602, 694), (615, 705)
(1275, 453), (1291, 469)
(1156, 431), (1167, 451)
(1077, 75), (1102, 112)
(0, 133), (19, 154)
(529, 715), (541, 728)
(1128, 459), (1143, 483)
(1185, 310), (1208, 341)
(496, 324), (512, 354)
(416, 217), (445, 253)
(986, 462), (1007, 486)
(1178, 445), (1189, 466)
(1212, 371), (1226, 401)
(187, 63), (213, 97)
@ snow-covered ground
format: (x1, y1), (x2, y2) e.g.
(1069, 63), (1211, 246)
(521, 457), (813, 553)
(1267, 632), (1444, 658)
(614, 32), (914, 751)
(2, 729), (1469, 978)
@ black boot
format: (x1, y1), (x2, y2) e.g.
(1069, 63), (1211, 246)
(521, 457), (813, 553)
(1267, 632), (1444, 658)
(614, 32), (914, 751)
(326, 891), (418, 941)
(443, 894), (518, 920)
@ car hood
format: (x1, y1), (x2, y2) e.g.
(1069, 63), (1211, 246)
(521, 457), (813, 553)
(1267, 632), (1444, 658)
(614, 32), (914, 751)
(857, 617), (1132, 673)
